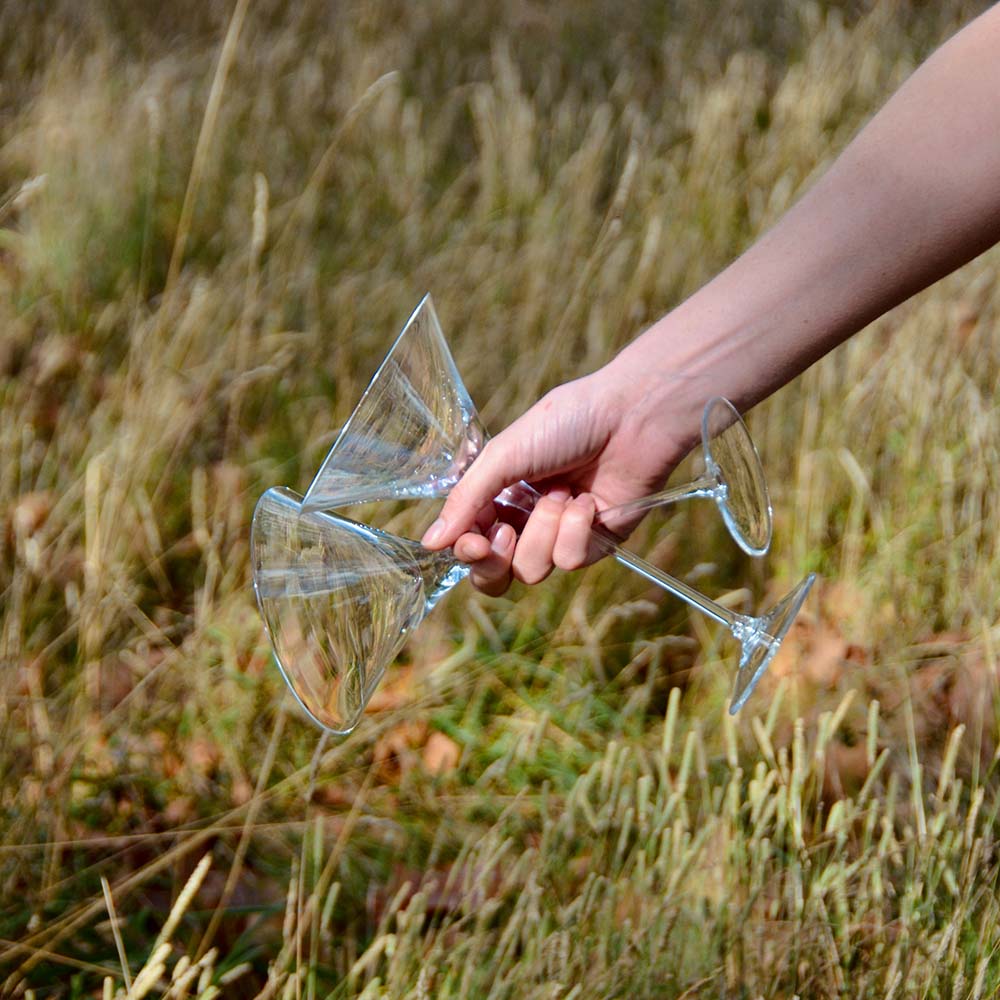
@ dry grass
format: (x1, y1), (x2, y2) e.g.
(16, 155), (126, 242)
(2, 1), (1000, 996)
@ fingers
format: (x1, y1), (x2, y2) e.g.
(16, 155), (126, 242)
(552, 494), (600, 570)
(422, 437), (519, 550)
(511, 489), (571, 584)
(452, 489), (606, 595)
(420, 380), (595, 551)
(453, 522), (516, 597)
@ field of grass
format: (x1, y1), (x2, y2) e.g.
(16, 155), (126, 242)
(2, 1), (1000, 996)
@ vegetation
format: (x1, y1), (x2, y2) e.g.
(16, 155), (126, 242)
(2, 1), (999, 996)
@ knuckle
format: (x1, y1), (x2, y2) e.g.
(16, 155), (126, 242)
(554, 548), (587, 572)
(454, 534), (488, 564)
(533, 496), (566, 521)
(447, 478), (474, 511)
(471, 571), (510, 597)
(513, 562), (551, 586)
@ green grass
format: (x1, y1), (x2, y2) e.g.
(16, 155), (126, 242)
(2, 1), (1000, 996)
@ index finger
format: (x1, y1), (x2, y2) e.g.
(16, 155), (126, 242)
(422, 437), (520, 549)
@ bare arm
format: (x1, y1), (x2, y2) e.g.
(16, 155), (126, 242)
(424, 5), (1000, 593)
(612, 2), (1000, 436)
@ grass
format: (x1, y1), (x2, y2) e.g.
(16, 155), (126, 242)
(2, 0), (1000, 996)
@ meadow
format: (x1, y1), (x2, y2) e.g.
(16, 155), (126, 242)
(2, 1), (1000, 996)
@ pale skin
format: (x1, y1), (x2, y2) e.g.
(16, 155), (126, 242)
(422, 4), (1000, 596)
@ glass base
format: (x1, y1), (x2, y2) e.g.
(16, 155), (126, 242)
(251, 487), (465, 735)
(729, 573), (816, 714)
(703, 397), (773, 558)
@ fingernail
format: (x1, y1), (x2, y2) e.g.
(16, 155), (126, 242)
(422, 517), (447, 548)
(547, 488), (572, 503)
(491, 523), (514, 554)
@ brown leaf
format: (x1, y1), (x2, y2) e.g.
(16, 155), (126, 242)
(423, 731), (460, 775)
(764, 617), (810, 681)
(12, 491), (53, 538)
(823, 739), (870, 801)
(761, 580), (867, 695)
(912, 661), (952, 733)
(844, 643), (869, 666)
(366, 663), (416, 712)
(948, 648), (998, 760)
(804, 624), (848, 688)
(373, 719), (427, 782)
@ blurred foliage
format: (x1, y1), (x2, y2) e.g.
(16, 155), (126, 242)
(1, 0), (999, 997)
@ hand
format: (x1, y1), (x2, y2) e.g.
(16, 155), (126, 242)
(420, 365), (697, 595)
(421, 4), (1000, 597)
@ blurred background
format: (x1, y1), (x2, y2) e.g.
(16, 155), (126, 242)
(2, 1), (999, 996)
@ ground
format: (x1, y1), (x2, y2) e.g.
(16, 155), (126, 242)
(1, 2), (999, 997)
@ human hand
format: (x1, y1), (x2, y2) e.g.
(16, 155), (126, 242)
(420, 364), (698, 595)
(430, 3), (1000, 596)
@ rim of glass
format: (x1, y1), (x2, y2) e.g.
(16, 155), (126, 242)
(702, 396), (773, 558)
(303, 293), (446, 512)
(251, 486), (365, 735)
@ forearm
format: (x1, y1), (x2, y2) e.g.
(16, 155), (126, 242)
(612, 4), (1000, 436)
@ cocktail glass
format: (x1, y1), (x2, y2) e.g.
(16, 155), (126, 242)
(253, 296), (812, 730)
(301, 295), (772, 556)
(252, 486), (813, 733)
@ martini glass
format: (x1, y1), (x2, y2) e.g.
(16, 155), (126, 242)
(301, 295), (772, 557)
(252, 487), (815, 733)
(252, 486), (464, 733)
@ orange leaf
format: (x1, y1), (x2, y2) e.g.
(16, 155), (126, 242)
(423, 731), (460, 775)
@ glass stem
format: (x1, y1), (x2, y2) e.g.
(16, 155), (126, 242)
(496, 482), (747, 633)
(498, 476), (741, 630)
(592, 474), (721, 525)
(499, 474), (721, 524)
(589, 526), (737, 629)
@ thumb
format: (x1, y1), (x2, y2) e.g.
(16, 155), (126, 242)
(421, 435), (523, 549)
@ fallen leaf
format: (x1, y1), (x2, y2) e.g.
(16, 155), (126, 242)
(948, 648), (998, 761)
(764, 616), (811, 681)
(12, 491), (53, 538)
(366, 663), (415, 712)
(804, 624), (848, 688)
(760, 578), (870, 695)
(373, 719), (427, 782)
(911, 661), (952, 734)
(823, 739), (870, 801)
(423, 731), (460, 775)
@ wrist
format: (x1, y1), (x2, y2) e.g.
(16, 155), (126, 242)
(604, 302), (744, 461)
(607, 232), (819, 429)
(600, 333), (706, 469)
